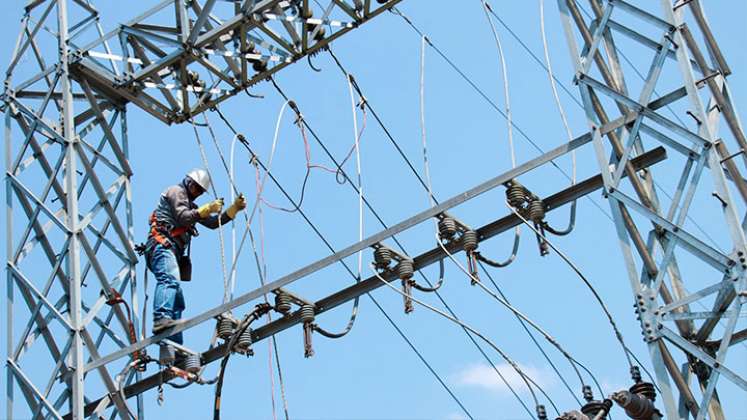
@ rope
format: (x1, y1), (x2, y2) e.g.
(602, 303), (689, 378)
(190, 118), (230, 304)
(211, 106), (291, 419)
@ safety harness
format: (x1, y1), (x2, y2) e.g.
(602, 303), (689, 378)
(148, 212), (190, 249)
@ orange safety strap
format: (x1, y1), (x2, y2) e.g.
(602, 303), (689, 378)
(149, 212), (189, 247)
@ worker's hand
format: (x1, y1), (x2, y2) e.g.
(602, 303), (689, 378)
(226, 194), (247, 219)
(198, 198), (224, 218)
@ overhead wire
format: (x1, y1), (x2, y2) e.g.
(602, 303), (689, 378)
(370, 264), (548, 414)
(211, 104), (473, 417)
(416, 34), (557, 414)
(189, 117), (230, 304)
(482, 1), (720, 250)
(413, 32), (590, 403)
(477, 0), (522, 266)
(323, 47), (537, 418)
(477, 258), (582, 406)
(389, 6), (614, 222)
(198, 104), (290, 420)
(218, 103), (474, 419)
(435, 235), (604, 400)
(391, 2), (661, 389)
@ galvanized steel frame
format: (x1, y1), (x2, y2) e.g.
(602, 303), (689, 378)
(557, 0), (747, 418)
(2, 0), (401, 418)
(4, 0), (746, 419)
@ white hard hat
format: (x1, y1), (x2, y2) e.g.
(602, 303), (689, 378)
(186, 168), (211, 191)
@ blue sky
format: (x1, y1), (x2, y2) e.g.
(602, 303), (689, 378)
(2, 1), (747, 419)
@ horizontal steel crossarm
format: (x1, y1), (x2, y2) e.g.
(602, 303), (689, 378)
(84, 132), (594, 373)
(74, 146), (667, 415)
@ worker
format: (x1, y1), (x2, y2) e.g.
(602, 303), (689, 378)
(145, 168), (247, 344)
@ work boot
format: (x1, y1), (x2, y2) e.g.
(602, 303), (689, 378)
(153, 317), (180, 334)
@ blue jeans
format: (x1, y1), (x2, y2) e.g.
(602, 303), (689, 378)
(146, 243), (185, 344)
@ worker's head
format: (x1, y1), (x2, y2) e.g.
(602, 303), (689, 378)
(185, 168), (210, 199)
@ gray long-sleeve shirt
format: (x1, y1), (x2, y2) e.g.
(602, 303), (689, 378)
(151, 182), (231, 251)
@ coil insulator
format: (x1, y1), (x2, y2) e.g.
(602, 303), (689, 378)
(528, 199), (546, 222)
(629, 381), (656, 402)
(630, 365), (642, 384)
(507, 183), (526, 208)
(300, 304), (316, 324)
(395, 259), (414, 280)
(252, 59), (268, 72)
(536, 405), (547, 420)
(275, 292), (292, 314)
(581, 400), (611, 420)
(582, 385), (594, 402)
(374, 247), (393, 269)
(235, 327), (254, 354)
(438, 217), (458, 240)
(217, 316), (236, 340)
(181, 353), (201, 374)
(462, 230), (478, 252)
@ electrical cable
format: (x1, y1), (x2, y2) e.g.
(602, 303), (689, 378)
(389, 6), (613, 223)
(436, 236), (604, 400)
(197, 102), (291, 419)
(268, 78), (533, 417)
(273, 68), (536, 417)
(414, 44), (591, 403)
(212, 104), (474, 419)
(370, 264), (550, 414)
(508, 201), (663, 392)
(477, 258), (583, 406)
(475, 1), (524, 265)
(483, 1), (719, 250)
(391, 4), (662, 391)
(537, 0), (577, 235)
(508, 201), (635, 368)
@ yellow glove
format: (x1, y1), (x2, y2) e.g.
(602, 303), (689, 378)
(226, 194), (247, 219)
(198, 198), (224, 218)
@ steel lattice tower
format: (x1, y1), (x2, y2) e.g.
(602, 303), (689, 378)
(557, 0), (747, 418)
(2, 0), (746, 419)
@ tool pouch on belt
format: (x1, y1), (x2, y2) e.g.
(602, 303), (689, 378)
(179, 244), (192, 282)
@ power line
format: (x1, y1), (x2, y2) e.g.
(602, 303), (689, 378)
(388, 6), (614, 223)
(210, 105), (475, 419)
(277, 61), (537, 417)
(328, 40), (580, 415)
